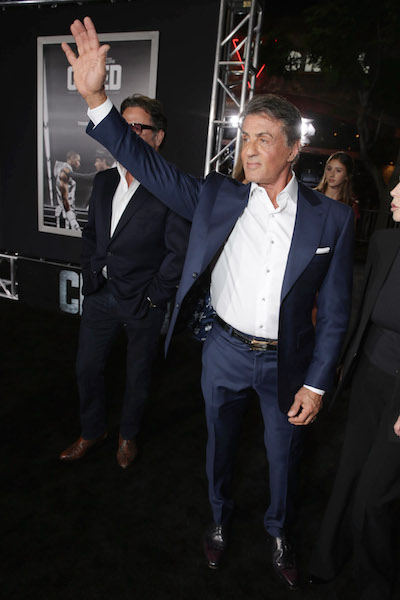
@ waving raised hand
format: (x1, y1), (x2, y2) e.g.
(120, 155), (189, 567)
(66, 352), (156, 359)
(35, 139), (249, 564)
(62, 17), (109, 108)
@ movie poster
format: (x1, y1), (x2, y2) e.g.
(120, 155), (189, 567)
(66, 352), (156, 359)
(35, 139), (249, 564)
(37, 31), (159, 236)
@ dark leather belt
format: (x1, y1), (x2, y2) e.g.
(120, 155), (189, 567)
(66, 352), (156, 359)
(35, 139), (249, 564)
(215, 315), (278, 351)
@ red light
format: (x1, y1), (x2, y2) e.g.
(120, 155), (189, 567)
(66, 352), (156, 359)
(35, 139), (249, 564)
(232, 38), (266, 88)
(256, 64), (266, 78)
(232, 38), (244, 68)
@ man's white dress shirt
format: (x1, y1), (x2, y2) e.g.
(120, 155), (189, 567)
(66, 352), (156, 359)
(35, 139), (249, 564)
(211, 177), (297, 340)
(110, 163), (140, 237)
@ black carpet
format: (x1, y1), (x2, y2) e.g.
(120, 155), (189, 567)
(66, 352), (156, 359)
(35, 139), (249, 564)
(1, 297), (396, 599)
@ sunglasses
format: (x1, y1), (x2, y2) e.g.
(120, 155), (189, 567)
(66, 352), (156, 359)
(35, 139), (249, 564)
(129, 122), (157, 135)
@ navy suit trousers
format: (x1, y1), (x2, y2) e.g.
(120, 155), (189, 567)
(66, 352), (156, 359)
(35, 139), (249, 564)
(76, 283), (164, 440)
(201, 320), (304, 537)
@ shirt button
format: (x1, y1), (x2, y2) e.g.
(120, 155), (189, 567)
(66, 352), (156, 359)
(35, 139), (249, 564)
(266, 269), (270, 273)
(259, 325), (264, 329)
(271, 240), (274, 244)
(192, 272), (198, 278)
(176, 303), (180, 308)
(261, 298), (266, 301)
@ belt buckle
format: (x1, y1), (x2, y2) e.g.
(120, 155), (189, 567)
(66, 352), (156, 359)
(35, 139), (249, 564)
(250, 338), (269, 351)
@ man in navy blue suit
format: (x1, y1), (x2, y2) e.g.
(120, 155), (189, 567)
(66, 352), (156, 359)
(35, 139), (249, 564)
(62, 18), (354, 588)
(59, 93), (189, 469)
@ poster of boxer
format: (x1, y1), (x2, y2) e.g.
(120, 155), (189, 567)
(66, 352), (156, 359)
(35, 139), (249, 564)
(37, 31), (159, 236)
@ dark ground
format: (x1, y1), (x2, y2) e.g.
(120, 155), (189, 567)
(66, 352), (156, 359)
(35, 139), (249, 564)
(1, 286), (398, 600)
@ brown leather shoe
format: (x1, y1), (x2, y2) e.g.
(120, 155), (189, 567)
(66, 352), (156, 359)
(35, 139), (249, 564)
(116, 435), (138, 469)
(268, 532), (300, 590)
(59, 432), (108, 461)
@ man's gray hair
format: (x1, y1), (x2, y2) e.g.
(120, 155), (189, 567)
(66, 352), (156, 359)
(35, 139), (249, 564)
(241, 94), (302, 148)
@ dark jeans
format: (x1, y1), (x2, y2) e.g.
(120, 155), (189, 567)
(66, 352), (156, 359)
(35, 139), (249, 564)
(76, 284), (164, 440)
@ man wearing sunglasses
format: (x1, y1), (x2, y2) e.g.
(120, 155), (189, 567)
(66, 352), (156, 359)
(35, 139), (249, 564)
(59, 94), (189, 469)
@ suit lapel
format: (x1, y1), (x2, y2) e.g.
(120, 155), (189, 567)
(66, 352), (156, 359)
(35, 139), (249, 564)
(201, 179), (251, 271)
(110, 183), (151, 241)
(98, 169), (119, 241)
(281, 182), (326, 301)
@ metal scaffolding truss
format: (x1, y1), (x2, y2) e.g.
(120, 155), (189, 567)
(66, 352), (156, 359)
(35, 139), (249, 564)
(204, 0), (264, 176)
(0, 254), (18, 300)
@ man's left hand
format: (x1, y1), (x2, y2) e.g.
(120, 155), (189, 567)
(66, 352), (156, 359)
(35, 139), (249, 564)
(287, 387), (323, 426)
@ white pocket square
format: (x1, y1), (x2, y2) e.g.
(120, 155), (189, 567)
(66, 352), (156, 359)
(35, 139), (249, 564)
(315, 247), (330, 254)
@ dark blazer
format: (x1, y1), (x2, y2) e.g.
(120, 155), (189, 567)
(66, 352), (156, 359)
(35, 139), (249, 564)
(339, 228), (400, 392)
(81, 167), (190, 319)
(88, 107), (354, 413)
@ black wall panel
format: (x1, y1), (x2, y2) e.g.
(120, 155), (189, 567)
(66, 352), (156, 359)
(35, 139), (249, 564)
(0, 0), (219, 263)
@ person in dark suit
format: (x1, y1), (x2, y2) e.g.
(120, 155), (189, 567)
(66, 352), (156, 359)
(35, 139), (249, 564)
(59, 94), (189, 469)
(61, 18), (354, 589)
(309, 181), (400, 599)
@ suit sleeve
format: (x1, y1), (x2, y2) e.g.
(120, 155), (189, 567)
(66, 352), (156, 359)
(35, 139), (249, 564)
(145, 211), (190, 308)
(87, 107), (202, 222)
(304, 206), (354, 391)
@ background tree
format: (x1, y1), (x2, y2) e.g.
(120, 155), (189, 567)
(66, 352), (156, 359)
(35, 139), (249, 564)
(304, 0), (400, 227)
(258, 0), (400, 228)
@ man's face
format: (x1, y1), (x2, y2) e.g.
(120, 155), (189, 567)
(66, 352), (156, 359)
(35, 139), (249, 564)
(241, 113), (299, 187)
(69, 154), (81, 170)
(122, 106), (164, 152)
(95, 158), (109, 171)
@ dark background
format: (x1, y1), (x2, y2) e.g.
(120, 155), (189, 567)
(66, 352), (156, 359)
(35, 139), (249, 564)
(0, 0), (219, 262)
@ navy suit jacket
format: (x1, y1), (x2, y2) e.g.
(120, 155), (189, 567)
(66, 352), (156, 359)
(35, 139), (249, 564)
(81, 166), (189, 319)
(88, 107), (354, 412)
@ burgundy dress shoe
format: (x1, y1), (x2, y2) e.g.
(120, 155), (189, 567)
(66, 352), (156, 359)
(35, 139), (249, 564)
(116, 435), (138, 469)
(268, 532), (300, 590)
(59, 432), (108, 461)
(203, 522), (228, 569)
